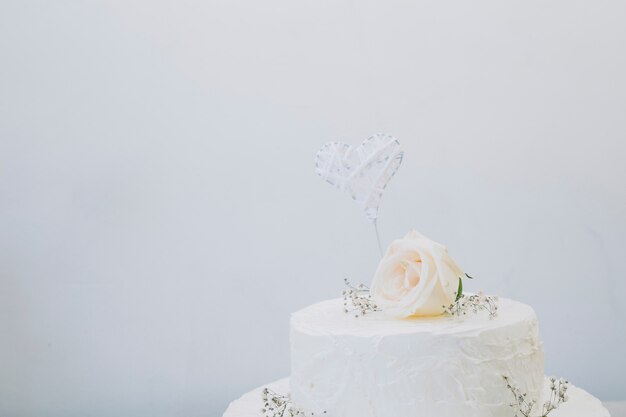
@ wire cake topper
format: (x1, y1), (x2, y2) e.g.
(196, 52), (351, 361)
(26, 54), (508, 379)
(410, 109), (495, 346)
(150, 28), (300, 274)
(315, 134), (403, 255)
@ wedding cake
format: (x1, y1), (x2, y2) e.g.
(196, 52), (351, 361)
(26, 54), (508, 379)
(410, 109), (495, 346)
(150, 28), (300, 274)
(223, 136), (609, 417)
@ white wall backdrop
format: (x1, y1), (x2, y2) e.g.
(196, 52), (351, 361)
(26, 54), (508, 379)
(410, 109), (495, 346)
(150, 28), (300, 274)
(1, 1), (625, 416)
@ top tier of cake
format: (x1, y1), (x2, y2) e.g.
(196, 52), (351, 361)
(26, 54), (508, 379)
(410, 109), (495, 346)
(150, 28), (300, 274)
(290, 297), (544, 417)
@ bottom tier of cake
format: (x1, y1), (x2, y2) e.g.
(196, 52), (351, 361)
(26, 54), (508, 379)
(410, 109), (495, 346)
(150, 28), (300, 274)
(223, 377), (610, 417)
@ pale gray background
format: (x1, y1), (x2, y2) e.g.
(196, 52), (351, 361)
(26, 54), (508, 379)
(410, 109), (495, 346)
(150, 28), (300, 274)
(1, 1), (625, 416)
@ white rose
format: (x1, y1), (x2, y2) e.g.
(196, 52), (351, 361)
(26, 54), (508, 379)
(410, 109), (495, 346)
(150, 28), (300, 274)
(370, 230), (464, 318)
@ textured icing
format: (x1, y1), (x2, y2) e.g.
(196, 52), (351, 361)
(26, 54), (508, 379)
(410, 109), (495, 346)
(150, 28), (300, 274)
(222, 378), (610, 417)
(290, 297), (545, 417)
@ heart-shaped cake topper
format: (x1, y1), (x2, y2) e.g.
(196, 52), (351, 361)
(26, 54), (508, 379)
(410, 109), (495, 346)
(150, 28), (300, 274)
(315, 133), (403, 223)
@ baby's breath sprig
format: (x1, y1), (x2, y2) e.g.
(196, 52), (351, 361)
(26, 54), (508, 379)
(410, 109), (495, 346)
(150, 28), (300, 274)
(261, 388), (303, 417)
(503, 375), (569, 417)
(342, 278), (380, 317)
(444, 291), (499, 319)
(541, 377), (570, 416)
(261, 388), (325, 417)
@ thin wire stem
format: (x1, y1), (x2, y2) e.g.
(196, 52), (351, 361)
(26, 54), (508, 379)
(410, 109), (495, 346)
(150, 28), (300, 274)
(373, 219), (383, 258)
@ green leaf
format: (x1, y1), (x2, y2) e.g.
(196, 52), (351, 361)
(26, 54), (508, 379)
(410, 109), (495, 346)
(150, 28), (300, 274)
(456, 277), (463, 301)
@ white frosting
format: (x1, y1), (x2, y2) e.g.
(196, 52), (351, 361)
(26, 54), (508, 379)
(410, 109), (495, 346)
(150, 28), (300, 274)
(222, 378), (610, 417)
(290, 297), (545, 417)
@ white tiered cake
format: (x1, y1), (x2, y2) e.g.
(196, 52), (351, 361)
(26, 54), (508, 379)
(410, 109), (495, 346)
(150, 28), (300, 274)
(223, 295), (610, 417)
(223, 243), (610, 417)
